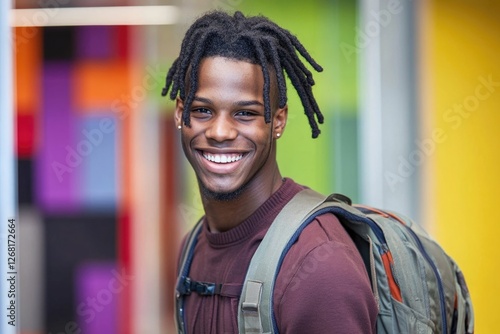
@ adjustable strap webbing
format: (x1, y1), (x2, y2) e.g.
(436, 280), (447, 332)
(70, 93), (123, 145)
(237, 189), (328, 334)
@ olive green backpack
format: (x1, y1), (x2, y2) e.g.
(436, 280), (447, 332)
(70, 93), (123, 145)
(176, 189), (475, 333)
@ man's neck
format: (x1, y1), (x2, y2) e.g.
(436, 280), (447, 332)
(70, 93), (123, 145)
(201, 174), (284, 233)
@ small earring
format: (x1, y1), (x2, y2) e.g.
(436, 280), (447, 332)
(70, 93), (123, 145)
(177, 125), (181, 129)
(276, 133), (281, 138)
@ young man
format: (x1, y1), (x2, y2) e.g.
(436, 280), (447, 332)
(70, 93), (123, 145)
(162, 11), (378, 333)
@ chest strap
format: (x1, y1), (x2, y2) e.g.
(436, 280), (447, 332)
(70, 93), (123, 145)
(177, 276), (243, 298)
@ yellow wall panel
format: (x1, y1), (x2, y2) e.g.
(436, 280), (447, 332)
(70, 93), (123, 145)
(424, 1), (500, 332)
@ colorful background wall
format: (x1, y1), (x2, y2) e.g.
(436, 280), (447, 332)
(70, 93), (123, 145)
(15, 23), (133, 333)
(3, 0), (499, 333)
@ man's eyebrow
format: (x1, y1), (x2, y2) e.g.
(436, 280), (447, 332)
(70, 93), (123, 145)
(193, 97), (264, 107)
(234, 100), (264, 107)
(193, 96), (213, 104)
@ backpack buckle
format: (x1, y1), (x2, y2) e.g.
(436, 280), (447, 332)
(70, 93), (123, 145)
(177, 276), (220, 296)
(192, 281), (218, 295)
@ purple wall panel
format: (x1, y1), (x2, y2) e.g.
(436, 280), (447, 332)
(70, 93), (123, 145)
(76, 262), (118, 334)
(76, 26), (114, 60)
(36, 63), (81, 213)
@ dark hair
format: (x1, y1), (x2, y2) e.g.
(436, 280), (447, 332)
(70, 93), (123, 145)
(161, 10), (324, 138)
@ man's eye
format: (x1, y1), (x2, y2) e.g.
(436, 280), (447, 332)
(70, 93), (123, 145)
(236, 110), (257, 117)
(192, 108), (210, 114)
(191, 108), (211, 117)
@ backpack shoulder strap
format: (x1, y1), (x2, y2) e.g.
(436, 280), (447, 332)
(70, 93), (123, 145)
(237, 188), (352, 334)
(175, 218), (204, 334)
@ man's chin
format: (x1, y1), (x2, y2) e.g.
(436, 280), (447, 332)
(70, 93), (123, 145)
(198, 179), (246, 202)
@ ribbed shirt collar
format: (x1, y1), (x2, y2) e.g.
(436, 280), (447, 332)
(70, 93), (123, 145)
(204, 178), (304, 247)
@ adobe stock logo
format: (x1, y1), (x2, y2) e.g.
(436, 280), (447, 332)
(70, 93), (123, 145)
(286, 238), (334, 292)
(13, 0), (70, 52)
(50, 64), (165, 183)
(178, 186), (204, 225)
(385, 74), (499, 191)
(46, 267), (134, 334)
(76, 267), (134, 323)
(340, 0), (404, 63)
(51, 118), (116, 182)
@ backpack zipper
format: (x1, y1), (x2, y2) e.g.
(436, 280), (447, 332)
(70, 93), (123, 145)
(382, 211), (448, 334)
(402, 224), (447, 333)
(357, 206), (448, 333)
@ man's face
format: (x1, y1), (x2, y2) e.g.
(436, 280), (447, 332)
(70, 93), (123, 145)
(175, 56), (287, 200)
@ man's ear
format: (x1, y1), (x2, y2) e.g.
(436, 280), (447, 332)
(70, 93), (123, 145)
(175, 97), (184, 128)
(273, 105), (288, 138)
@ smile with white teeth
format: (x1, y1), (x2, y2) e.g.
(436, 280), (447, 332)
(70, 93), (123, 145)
(203, 152), (243, 164)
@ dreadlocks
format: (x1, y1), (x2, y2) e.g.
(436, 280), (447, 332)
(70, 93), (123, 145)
(161, 10), (324, 138)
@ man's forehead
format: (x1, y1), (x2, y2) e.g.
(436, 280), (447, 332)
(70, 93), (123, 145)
(186, 56), (276, 83)
(192, 56), (279, 109)
(196, 57), (264, 90)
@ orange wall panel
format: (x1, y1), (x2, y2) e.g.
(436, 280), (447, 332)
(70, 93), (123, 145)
(73, 61), (131, 113)
(15, 27), (41, 114)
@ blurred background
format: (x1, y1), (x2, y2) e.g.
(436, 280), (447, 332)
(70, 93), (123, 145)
(1, 0), (499, 333)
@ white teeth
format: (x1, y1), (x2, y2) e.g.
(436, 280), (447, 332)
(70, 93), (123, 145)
(203, 152), (243, 164)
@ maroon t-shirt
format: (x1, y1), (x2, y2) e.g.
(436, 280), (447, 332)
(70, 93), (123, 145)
(180, 178), (378, 333)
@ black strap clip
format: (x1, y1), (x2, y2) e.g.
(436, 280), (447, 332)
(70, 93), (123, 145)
(177, 276), (220, 296)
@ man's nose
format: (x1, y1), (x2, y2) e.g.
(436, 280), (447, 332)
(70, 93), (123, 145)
(205, 115), (238, 142)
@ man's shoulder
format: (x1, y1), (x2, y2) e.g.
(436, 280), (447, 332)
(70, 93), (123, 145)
(271, 213), (377, 332)
(273, 212), (369, 296)
(276, 213), (364, 280)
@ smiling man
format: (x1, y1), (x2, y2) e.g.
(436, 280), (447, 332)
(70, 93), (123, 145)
(162, 11), (377, 334)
